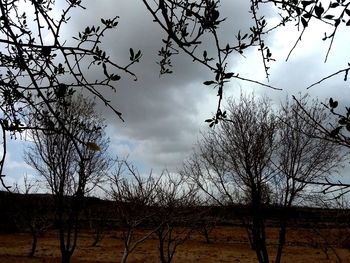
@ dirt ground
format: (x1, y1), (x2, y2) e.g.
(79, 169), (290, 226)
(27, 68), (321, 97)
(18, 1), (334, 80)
(1, 226), (350, 263)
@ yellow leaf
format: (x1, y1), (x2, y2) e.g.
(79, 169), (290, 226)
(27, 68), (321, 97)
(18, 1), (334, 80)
(86, 142), (100, 151)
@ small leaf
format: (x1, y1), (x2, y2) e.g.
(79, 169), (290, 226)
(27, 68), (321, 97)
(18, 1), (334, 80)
(135, 50), (141, 59)
(323, 15), (334, 20)
(203, 81), (216, 85)
(338, 118), (347, 125)
(102, 63), (108, 77)
(334, 19), (340, 27)
(110, 74), (121, 81)
(301, 17), (308, 28)
(301, 1), (315, 8)
(346, 123), (350, 132)
(329, 98), (338, 108)
(345, 8), (350, 17)
(212, 10), (220, 21)
(330, 126), (342, 137)
(224, 72), (234, 79)
(314, 4), (324, 18)
(203, 50), (207, 58)
(129, 48), (134, 60)
(215, 72), (220, 81)
(303, 13), (312, 19)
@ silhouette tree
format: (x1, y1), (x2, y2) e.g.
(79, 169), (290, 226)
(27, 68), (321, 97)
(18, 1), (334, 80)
(153, 172), (198, 263)
(109, 158), (162, 263)
(0, 0), (140, 190)
(25, 93), (111, 263)
(273, 95), (346, 263)
(13, 175), (51, 257)
(182, 94), (345, 263)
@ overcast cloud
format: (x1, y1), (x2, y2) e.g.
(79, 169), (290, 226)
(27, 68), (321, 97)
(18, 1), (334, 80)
(4, 1), (350, 186)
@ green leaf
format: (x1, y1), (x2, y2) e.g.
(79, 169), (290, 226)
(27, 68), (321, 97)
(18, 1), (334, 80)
(323, 15), (334, 20)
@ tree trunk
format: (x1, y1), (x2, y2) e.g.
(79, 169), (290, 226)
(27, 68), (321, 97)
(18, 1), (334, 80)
(251, 192), (269, 263)
(275, 218), (287, 263)
(61, 250), (72, 263)
(203, 227), (211, 244)
(252, 219), (270, 263)
(120, 248), (129, 263)
(158, 232), (167, 263)
(91, 226), (102, 247)
(29, 228), (37, 257)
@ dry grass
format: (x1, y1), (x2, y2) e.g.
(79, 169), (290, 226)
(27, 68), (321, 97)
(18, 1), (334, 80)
(1, 226), (350, 263)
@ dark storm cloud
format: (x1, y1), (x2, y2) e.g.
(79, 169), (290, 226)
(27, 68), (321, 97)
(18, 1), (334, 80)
(60, 1), (349, 172)
(61, 0), (250, 171)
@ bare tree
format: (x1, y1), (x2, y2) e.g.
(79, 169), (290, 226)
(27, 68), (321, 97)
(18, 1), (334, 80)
(24, 94), (111, 263)
(195, 211), (217, 244)
(13, 175), (52, 257)
(185, 95), (277, 263)
(182, 94), (346, 263)
(109, 158), (162, 263)
(0, 0), (140, 190)
(272, 96), (346, 263)
(153, 172), (198, 263)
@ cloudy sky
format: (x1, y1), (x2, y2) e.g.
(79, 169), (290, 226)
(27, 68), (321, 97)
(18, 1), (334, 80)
(3, 0), (350, 190)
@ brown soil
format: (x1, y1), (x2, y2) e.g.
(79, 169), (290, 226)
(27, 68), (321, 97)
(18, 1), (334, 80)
(1, 226), (350, 263)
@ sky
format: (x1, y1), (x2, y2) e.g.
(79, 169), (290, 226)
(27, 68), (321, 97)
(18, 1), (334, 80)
(2, 0), (350, 191)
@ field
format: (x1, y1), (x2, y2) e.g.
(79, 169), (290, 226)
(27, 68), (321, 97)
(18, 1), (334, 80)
(1, 226), (350, 263)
